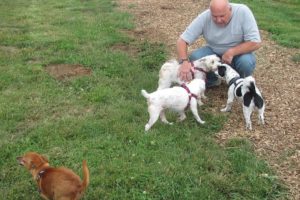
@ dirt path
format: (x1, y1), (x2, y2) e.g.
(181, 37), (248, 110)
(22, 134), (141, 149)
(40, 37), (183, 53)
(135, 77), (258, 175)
(118, 1), (300, 199)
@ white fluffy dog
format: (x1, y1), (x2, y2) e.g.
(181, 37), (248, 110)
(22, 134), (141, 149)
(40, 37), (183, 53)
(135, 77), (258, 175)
(216, 64), (265, 130)
(141, 78), (206, 131)
(157, 54), (221, 90)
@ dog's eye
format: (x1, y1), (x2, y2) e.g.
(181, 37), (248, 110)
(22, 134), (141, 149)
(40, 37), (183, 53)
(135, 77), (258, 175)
(31, 164), (36, 169)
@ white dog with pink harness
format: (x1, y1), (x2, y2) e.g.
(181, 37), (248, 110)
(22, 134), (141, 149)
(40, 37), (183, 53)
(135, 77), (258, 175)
(141, 78), (206, 132)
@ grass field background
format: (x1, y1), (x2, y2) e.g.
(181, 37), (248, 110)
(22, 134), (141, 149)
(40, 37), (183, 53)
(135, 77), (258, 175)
(1, 0), (296, 199)
(233, 0), (300, 48)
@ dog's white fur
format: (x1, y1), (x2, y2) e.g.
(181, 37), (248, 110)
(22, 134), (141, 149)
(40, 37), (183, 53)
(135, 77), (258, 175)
(141, 79), (206, 131)
(216, 64), (265, 130)
(157, 54), (221, 90)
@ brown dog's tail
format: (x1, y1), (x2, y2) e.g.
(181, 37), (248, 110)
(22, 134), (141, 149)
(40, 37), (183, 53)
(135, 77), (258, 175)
(81, 160), (90, 192)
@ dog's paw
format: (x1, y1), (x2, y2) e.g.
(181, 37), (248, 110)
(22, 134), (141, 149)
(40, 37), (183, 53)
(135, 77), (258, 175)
(145, 124), (151, 132)
(259, 117), (265, 125)
(196, 120), (205, 124)
(177, 116), (186, 122)
(161, 120), (173, 125)
(197, 100), (204, 106)
(220, 108), (229, 112)
(245, 123), (252, 131)
(246, 127), (253, 131)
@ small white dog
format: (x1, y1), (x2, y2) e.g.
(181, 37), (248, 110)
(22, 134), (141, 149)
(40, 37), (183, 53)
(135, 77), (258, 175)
(141, 78), (206, 131)
(157, 54), (221, 90)
(216, 64), (265, 130)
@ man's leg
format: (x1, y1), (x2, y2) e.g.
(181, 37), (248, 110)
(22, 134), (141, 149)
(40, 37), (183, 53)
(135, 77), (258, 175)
(189, 46), (220, 87)
(189, 46), (216, 61)
(231, 53), (256, 77)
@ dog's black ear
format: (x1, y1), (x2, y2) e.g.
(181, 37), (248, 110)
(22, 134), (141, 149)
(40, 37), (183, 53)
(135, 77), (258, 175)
(236, 86), (242, 97)
(217, 65), (226, 77)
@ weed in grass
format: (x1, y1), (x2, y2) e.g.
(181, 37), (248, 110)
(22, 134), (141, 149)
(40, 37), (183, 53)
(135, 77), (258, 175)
(291, 53), (300, 63)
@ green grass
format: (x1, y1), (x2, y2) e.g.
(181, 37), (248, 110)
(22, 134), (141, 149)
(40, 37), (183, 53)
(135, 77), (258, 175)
(233, 0), (300, 48)
(0, 0), (287, 199)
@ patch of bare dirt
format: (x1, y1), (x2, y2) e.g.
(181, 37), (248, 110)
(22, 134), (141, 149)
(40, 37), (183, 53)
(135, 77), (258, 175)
(45, 64), (92, 80)
(118, 0), (300, 199)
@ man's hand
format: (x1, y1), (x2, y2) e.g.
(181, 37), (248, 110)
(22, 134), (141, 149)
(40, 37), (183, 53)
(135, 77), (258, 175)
(222, 48), (234, 64)
(222, 41), (261, 64)
(179, 61), (192, 82)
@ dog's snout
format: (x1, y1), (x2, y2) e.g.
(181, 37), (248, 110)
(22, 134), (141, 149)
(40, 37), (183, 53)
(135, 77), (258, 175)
(17, 157), (24, 165)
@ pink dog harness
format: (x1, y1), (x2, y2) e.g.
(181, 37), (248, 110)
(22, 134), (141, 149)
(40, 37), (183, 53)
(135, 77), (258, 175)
(181, 83), (198, 110)
(190, 62), (207, 82)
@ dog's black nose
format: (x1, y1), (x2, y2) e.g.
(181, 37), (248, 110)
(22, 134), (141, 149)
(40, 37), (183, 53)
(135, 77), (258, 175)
(17, 157), (24, 165)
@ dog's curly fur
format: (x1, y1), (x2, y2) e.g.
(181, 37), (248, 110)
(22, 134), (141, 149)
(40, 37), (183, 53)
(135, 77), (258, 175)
(142, 78), (206, 131)
(216, 64), (265, 130)
(157, 54), (221, 90)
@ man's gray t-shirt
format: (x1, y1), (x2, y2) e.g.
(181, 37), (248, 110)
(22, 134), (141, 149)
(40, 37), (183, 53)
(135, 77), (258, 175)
(180, 3), (261, 55)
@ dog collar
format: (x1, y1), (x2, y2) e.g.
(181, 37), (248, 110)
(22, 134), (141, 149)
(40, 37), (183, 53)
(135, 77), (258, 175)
(181, 83), (198, 110)
(36, 170), (46, 194)
(190, 62), (207, 82)
(190, 62), (195, 79)
(229, 76), (241, 87)
(36, 170), (46, 181)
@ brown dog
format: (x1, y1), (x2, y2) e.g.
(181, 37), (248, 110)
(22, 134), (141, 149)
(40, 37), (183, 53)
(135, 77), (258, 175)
(17, 152), (89, 200)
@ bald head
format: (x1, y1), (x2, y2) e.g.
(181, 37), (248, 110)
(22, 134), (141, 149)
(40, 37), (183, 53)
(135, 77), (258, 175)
(209, 0), (231, 26)
(210, 0), (229, 11)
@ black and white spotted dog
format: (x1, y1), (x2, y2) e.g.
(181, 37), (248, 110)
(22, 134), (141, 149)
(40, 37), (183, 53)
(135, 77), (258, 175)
(216, 64), (265, 130)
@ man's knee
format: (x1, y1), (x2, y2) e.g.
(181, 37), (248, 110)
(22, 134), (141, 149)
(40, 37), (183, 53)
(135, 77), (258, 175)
(233, 54), (256, 77)
(189, 47), (215, 61)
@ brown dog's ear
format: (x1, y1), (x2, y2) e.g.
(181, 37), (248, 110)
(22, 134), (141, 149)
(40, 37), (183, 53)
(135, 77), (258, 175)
(41, 155), (49, 163)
